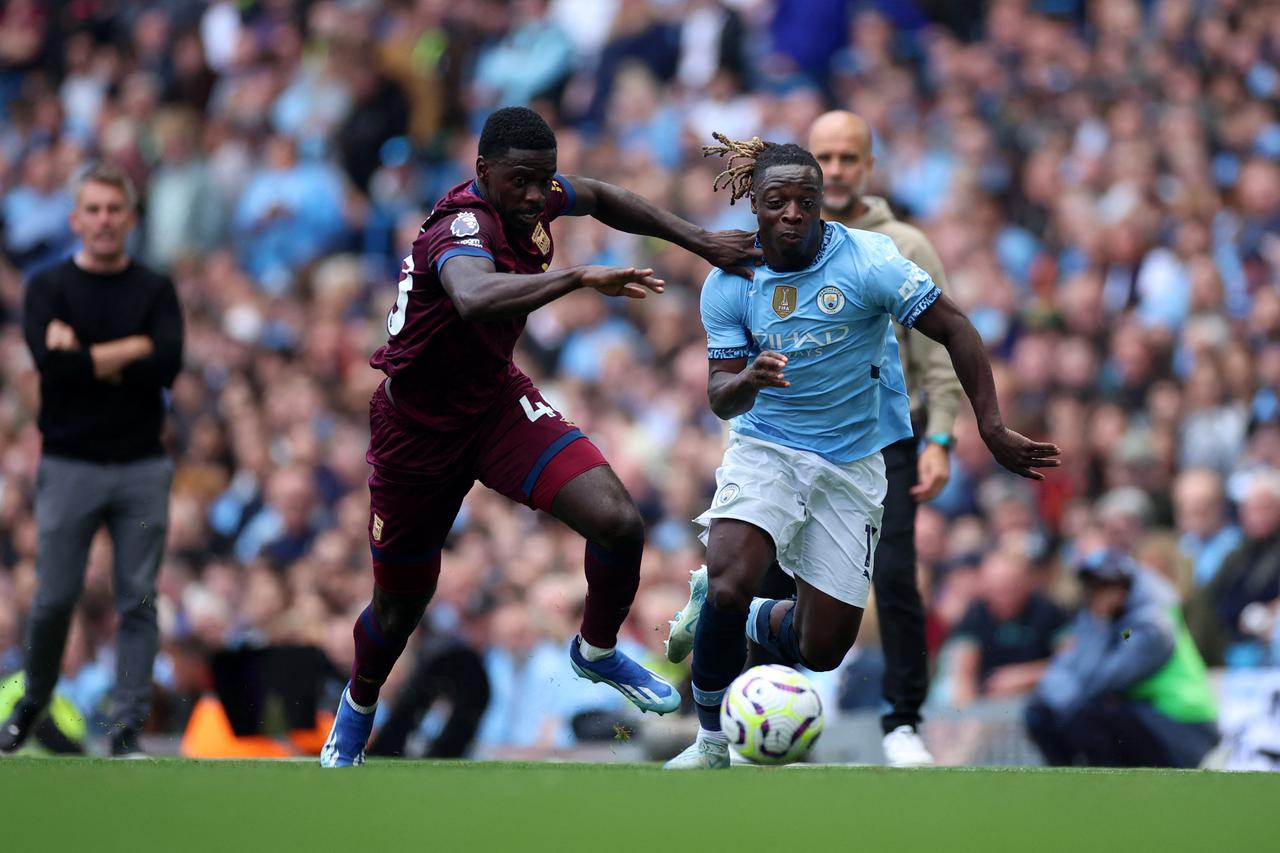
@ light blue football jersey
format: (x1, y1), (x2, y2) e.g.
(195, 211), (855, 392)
(700, 222), (941, 464)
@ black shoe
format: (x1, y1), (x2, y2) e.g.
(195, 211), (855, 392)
(0, 701), (41, 754)
(110, 728), (147, 759)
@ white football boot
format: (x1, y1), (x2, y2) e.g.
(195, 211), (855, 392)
(663, 733), (730, 770)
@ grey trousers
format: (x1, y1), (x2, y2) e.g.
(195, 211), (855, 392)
(24, 454), (172, 732)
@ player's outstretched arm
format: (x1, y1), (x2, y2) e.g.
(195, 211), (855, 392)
(564, 175), (761, 278)
(441, 255), (664, 321)
(912, 295), (1061, 480)
(706, 352), (789, 420)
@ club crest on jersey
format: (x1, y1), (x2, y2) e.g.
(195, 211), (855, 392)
(772, 285), (798, 319)
(716, 483), (740, 506)
(532, 222), (551, 254)
(451, 211), (480, 238)
(817, 286), (845, 315)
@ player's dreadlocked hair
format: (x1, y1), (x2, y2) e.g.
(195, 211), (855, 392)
(702, 133), (822, 204)
(479, 106), (557, 159)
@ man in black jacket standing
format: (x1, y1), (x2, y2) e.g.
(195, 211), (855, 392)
(1, 164), (183, 757)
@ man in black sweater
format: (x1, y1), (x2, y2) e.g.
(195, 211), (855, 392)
(1, 164), (183, 757)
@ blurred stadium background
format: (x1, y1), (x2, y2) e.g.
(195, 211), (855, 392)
(1, 0), (1279, 768)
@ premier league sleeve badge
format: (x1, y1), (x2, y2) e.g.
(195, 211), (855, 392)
(451, 211), (481, 238)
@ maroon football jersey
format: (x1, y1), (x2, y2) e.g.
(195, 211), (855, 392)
(370, 176), (577, 429)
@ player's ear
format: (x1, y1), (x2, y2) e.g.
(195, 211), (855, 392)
(476, 156), (489, 183)
(750, 194), (757, 215)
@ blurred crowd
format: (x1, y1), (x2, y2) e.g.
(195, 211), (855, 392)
(1, 0), (1279, 758)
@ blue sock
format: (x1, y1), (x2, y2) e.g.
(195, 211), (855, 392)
(691, 598), (748, 731)
(747, 597), (808, 667)
(775, 604), (808, 667)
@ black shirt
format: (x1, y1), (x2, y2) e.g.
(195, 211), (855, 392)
(23, 257), (183, 463)
(953, 593), (1071, 681)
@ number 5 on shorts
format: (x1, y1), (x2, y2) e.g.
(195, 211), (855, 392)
(520, 395), (558, 422)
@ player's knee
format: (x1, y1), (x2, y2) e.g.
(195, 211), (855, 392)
(590, 500), (645, 554)
(706, 570), (753, 614)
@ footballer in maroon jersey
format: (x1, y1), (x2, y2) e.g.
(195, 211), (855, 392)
(321, 107), (760, 765)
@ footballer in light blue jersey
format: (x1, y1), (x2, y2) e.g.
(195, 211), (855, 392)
(664, 135), (1060, 770)
(700, 221), (933, 464)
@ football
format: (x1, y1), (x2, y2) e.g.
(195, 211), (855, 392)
(720, 665), (824, 765)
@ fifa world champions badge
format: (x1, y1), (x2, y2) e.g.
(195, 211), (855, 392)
(772, 285), (798, 319)
(451, 211), (481, 238)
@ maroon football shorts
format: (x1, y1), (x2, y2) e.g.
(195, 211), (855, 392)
(365, 375), (607, 594)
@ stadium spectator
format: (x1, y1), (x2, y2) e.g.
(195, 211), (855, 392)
(145, 107), (226, 268)
(231, 133), (347, 291)
(1188, 472), (1280, 667)
(948, 548), (1071, 707)
(2, 146), (74, 273)
(472, 0), (575, 111)
(1026, 551), (1218, 768)
(1, 164), (182, 758)
(1174, 468), (1243, 589)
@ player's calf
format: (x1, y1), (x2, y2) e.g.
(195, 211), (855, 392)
(794, 594), (862, 672)
(349, 586), (431, 707)
(551, 465), (645, 650)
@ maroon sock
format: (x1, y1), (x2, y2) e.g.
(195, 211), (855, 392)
(580, 540), (642, 648)
(349, 604), (410, 708)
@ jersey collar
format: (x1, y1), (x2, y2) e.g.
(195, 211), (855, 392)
(759, 222), (835, 275)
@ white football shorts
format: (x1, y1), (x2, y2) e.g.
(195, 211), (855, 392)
(694, 433), (887, 608)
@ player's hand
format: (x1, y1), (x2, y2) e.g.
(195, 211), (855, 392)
(698, 229), (763, 280)
(980, 425), (1060, 480)
(911, 441), (951, 501)
(580, 266), (665, 299)
(743, 352), (789, 389)
(46, 319), (80, 351)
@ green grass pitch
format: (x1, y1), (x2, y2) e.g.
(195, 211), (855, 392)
(1, 758), (1275, 851)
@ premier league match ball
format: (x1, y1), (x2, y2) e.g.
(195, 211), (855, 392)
(720, 665), (824, 765)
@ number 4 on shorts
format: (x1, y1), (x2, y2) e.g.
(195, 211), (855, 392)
(520, 395), (558, 422)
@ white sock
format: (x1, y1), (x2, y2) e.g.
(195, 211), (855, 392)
(746, 597), (770, 643)
(698, 727), (728, 745)
(344, 689), (376, 715)
(578, 636), (615, 662)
